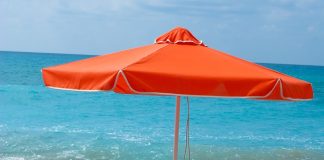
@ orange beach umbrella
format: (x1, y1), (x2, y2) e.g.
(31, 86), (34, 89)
(42, 27), (313, 160)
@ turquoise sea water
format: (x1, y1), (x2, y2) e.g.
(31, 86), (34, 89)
(0, 51), (324, 160)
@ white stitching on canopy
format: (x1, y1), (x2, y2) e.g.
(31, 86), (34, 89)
(46, 71), (311, 101)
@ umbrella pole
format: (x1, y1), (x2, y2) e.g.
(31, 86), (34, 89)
(173, 96), (181, 160)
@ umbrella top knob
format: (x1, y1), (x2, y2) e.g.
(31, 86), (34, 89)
(155, 27), (206, 46)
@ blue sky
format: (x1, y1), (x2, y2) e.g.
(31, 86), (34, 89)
(0, 0), (323, 65)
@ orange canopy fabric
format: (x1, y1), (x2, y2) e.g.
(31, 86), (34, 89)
(42, 27), (313, 100)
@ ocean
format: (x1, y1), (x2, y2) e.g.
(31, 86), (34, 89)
(0, 51), (323, 160)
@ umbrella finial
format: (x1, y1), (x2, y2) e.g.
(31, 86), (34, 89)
(155, 27), (206, 46)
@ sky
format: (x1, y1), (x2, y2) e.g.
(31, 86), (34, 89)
(0, 0), (323, 66)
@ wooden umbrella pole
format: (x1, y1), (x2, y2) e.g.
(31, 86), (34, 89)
(173, 96), (181, 160)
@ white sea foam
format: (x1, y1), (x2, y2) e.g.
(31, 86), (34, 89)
(56, 150), (84, 159)
(105, 131), (152, 146)
(41, 125), (94, 134)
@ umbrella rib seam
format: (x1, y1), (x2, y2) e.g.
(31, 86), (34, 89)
(120, 44), (169, 71)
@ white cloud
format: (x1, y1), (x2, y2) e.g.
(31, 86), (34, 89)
(57, 0), (139, 14)
(266, 8), (293, 21)
(0, 0), (323, 65)
(274, 0), (318, 8)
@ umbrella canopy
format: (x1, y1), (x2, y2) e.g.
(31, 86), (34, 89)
(42, 27), (313, 160)
(43, 27), (313, 100)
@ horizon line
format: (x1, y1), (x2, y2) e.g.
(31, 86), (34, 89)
(1, 50), (323, 67)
